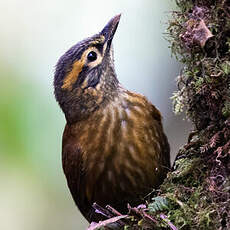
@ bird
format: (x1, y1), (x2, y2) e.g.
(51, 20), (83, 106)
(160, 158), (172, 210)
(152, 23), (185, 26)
(54, 14), (170, 223)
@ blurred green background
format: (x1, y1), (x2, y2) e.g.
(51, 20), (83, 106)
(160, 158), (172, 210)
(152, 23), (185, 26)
(0, 0), (191, 229)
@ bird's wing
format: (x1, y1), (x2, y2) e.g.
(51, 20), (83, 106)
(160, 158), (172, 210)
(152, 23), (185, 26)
(150, 104), (162, 122)
(62, 124), (106, 222)
(62, 124), (92, 221)
(150, 104), (171, 169)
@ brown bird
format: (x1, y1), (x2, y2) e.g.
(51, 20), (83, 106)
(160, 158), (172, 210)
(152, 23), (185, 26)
(54, 14), (170, 223)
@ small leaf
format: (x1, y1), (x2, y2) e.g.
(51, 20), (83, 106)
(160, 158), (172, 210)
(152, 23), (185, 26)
(221, 61), (230, 75)
(148, 197), (169, 212)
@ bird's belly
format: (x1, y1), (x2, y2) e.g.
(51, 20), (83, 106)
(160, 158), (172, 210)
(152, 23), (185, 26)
(71, 98), (169, 214)
(83, 133), (163, 210)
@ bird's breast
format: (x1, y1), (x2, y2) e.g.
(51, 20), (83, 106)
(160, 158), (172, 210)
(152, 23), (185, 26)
(67, 90), (169, 206)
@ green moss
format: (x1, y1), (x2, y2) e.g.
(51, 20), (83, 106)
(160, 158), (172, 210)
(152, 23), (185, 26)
(148, 151), (221, 229)
(222, 101), (230, 117)
(151, 1), (230, 228)
(171, 90), (185, 114)
(221, 61), (230, 75)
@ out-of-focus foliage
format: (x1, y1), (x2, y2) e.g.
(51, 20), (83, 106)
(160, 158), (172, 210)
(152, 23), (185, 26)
(0, 62), (88, 230)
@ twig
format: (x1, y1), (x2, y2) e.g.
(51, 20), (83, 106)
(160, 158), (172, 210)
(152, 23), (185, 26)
(87, 215), (128, 230)
(160, 214), (178, 230)
(92, 203), (126, 227)
(142, 211), (158, 224)
(92, 203), (113, 218)
(128, 204), (158, 224)
(105, 205), (123, 216)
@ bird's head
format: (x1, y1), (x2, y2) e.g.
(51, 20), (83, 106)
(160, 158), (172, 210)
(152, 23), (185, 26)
(54, 14), (121, 123)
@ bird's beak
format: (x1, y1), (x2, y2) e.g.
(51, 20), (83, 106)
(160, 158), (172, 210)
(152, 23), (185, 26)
(100, 14), (121, 45)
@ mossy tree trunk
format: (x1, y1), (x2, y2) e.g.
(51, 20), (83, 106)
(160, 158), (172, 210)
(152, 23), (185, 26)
(142, 0), (230, 229)
(89, 1), (230, 229)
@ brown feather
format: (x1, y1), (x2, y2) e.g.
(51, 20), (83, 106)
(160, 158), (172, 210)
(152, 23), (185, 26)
(62, 89), (170, 222)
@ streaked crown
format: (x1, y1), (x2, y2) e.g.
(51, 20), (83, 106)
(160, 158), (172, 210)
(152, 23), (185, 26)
(54, 15), (121, 123)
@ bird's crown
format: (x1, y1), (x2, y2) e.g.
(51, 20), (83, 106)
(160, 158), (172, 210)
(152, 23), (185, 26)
(54, 14), (121, 123)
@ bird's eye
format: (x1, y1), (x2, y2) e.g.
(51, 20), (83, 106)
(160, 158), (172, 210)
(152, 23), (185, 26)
(87, 51), (97, 62)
